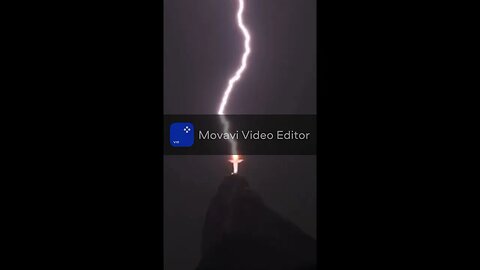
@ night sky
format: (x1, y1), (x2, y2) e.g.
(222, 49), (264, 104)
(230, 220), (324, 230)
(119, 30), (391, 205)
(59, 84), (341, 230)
(164, 0), (317, 269)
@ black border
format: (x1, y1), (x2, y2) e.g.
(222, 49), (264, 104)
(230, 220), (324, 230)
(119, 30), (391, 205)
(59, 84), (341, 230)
(23, 0), (432, 268)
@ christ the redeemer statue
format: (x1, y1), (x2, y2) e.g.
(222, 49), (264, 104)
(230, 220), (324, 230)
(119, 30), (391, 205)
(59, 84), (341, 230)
(229, 155), (243, 174)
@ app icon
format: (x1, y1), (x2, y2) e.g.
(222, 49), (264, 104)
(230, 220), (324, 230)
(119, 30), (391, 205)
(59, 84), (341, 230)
(170, 122), (194, 147)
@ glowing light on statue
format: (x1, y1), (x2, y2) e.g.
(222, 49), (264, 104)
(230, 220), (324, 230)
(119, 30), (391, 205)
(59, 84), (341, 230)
(218, 0), (251, 174)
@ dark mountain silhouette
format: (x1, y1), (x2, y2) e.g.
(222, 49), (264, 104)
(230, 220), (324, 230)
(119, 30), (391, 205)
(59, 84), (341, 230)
(197, 175), (316, 270)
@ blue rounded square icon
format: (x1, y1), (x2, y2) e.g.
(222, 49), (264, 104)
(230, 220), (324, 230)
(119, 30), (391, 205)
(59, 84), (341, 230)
(170, 122), (194, 147)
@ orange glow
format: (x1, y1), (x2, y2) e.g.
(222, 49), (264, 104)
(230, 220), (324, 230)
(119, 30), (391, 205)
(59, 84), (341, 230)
(229, 154), (243, 162)
(228, 155), (244, 174)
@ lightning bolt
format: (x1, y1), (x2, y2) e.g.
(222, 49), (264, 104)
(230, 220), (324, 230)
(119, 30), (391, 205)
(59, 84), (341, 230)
(218, 0), (251, 115)
(218, 0), (251, 174)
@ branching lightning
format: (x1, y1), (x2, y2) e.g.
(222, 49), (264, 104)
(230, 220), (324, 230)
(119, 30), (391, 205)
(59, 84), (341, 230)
(218, 0), (251, 174)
